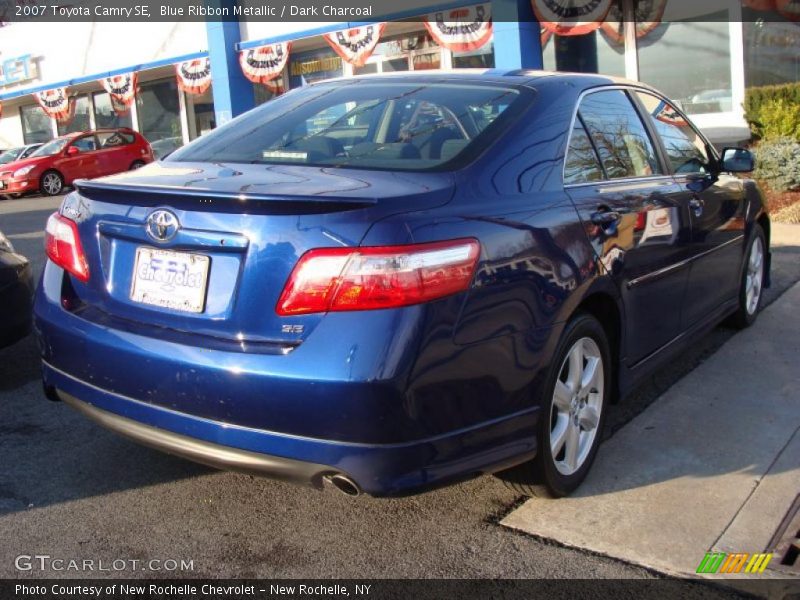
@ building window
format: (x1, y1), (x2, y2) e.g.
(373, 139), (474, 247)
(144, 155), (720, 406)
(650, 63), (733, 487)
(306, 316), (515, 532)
(637, 14), (733, 114)
(743, 13), (800, 87)
(542, 30), (626, 76)
(186, 86), (215, 140)
(57, 94), (91, 136)
(137, 78), (182, 158)
(353, 31), (442, 75)
(20, 104), (53, 144)
(93, 91), (133, 130)
(453, 41), (495, 69)
(289, 48), (344, 88)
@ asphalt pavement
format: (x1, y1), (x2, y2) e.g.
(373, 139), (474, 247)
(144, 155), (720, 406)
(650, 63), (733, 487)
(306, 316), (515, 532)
(0, 193), (798, 587)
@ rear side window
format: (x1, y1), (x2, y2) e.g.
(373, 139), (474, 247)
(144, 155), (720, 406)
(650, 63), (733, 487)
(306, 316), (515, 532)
(634, 92), (711, 175)
(578, 90), (661, 180)
(97, 131), (134, 148)
(564, 120), (605, 185)
(169, 82), (525, 171)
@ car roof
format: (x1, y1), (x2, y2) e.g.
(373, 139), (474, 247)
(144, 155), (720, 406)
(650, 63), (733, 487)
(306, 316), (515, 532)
(60, 128), (135, 140)
(315, 69), (665, 98)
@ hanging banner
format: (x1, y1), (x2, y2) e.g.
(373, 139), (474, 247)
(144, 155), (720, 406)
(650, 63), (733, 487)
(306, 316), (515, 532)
(264, 78), (286, 95)
(743, 0), (776, 9)
(324, 24), (386, 68)
(424, 4), (493, 52)
(175, 57), (212, 95)
(100, 72), (137, 114)
(239, 42), (291, 84)
(600, 0), (667, 43)
(776, 0), (800, 20)
(534, 0), (613, 36)
(35, 88), (74, 123)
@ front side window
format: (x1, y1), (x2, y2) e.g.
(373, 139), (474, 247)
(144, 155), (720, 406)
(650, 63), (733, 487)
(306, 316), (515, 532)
(564, 119), (605, 185)
(71, 136), (97, 152)
(170, 82), (525, 171)
(635, 91), (711, 174)
(577, 90), (661, 180)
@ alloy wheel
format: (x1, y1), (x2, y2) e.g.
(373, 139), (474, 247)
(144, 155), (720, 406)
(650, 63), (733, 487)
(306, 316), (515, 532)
(745, 236), (764, 315)
(42, 173), (62, 195)
(550, 337), (604, 476)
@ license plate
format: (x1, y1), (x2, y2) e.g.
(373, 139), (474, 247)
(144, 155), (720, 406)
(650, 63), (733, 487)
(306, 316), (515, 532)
(130, 247), (210, 313)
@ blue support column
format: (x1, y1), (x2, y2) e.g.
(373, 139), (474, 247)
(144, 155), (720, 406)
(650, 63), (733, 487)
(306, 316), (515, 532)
(492, 0), (543, 70)
(205, 3), (254, 125)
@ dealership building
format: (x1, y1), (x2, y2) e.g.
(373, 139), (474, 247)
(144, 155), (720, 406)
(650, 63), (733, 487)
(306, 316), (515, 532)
(0, 0), (798, 155)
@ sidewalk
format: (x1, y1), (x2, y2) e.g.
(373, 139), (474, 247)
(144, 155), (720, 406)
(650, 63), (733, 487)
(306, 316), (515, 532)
(502, 281), (800, 585)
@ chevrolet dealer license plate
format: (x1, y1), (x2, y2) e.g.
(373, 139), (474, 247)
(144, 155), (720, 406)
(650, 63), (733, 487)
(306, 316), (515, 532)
(130, 247), (210, 313)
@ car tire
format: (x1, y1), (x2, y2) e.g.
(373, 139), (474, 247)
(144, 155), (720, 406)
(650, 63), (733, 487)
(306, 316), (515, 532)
(40, 170), (64, 196)
(731, 224), (766, 329)
(130, 160), (146, 170)
(497, 313), (611, 498)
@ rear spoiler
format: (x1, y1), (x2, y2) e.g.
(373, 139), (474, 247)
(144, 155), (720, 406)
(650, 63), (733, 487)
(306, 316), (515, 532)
(73, 179), (378, 215)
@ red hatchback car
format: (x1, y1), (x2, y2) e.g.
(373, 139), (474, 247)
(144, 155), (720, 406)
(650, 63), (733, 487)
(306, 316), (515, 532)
(0, 128), (153, 198)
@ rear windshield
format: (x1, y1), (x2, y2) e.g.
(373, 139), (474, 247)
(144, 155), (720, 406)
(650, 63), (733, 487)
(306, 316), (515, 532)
(169, 81), (525, 171)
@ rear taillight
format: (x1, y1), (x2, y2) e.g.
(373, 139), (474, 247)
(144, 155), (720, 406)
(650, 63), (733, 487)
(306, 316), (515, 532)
(45, 212), (89, 282)
(277, 239), (480, 316)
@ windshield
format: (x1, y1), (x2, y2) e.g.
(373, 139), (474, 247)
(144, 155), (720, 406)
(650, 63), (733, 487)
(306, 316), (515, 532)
(0, 148), (22, 164)
(30, 138), (69, 157)
(169, 81), (525, 171)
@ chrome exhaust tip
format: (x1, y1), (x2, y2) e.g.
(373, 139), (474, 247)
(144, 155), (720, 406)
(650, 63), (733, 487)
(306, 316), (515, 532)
(324, 474), (361, 497)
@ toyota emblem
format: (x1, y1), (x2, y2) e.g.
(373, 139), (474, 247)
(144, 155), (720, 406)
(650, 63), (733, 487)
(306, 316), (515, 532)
(145, 210), (180, 242)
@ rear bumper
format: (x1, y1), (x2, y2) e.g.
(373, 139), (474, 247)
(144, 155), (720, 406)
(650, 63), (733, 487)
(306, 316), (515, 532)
(59, 389), (336, 487)
(43, 360), (537, 496)
(35, 261), (542, 496)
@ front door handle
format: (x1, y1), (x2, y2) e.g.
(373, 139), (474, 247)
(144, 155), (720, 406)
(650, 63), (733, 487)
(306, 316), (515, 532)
(590, 209), (622, 237)
(689, 197), (704, 217)
(590, 210), (622, 226)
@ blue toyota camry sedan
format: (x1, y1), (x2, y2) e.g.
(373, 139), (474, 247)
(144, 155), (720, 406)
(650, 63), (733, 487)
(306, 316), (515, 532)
(34, 71), (770, 497)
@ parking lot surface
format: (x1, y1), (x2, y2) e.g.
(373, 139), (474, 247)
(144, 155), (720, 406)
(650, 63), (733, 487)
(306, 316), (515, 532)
(1, 193), (798, 586)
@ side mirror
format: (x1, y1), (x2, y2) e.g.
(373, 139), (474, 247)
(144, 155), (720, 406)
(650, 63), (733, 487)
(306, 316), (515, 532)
(720, 147), (754, 173)
(66, 146), (80, 156)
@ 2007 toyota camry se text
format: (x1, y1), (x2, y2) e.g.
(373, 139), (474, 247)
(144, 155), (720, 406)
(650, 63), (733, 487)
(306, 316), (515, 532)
(34, 71), (771, 498)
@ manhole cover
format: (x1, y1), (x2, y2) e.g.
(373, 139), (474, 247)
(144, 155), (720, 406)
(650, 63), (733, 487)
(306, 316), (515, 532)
(768, 494), (800, 575)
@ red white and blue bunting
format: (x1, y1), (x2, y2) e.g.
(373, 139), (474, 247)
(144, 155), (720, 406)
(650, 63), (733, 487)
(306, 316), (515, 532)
(324, 24), (386, 68)
(600, 0), (667, 43)
(754, 0), (800, 21)
(239, 42), (291, 84)
(533, 0), (613, 36)
(35, 88), (74, 123)
(424, 4), (493, 52)
(652, 99), (688, 128)
(175, 57), (212, 95)
(99, 72), (138, 114)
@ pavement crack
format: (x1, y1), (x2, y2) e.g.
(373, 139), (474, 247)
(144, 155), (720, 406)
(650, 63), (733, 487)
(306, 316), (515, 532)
(710, 423), (800, 552)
